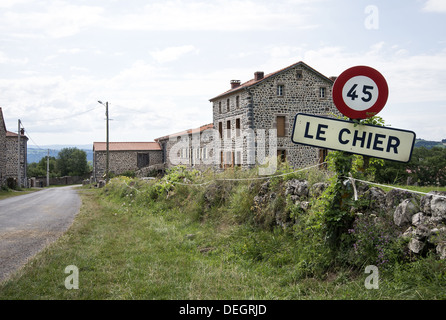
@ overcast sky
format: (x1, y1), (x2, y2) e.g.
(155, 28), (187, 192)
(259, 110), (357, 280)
(1, 0), (445, 147)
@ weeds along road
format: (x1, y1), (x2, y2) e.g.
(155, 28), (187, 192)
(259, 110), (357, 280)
(0, 186), (81, 283)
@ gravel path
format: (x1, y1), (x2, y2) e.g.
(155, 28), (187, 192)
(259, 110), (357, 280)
(0, 185), (81, 283)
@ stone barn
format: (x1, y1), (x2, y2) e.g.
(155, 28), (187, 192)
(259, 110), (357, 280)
(93, 142), (163, 181)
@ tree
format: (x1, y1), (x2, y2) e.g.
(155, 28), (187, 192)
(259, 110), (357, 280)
(28, 156), (59, 177)
(408, 146), (446, 186)
(56, 148), (90, 177)
(375, 146), (446, 186)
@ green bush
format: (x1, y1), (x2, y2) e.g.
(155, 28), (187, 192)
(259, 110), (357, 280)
(345, 213), (407, 269)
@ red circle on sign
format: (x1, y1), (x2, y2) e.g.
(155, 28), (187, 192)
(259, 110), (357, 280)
(332, 66), (388, 120)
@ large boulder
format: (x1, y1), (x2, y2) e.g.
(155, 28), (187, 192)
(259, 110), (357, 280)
(362, 187), (387, 212)
(408, 238), (425, 254)
(436, 242), (446, 260)
(394, 199), (419, 228)
(420, 191), (446, 219)
(431, 194), (446, 223)
(309, 182), (329, 199)
(386, 189), (415, 210)
(285, 179), (308, 198)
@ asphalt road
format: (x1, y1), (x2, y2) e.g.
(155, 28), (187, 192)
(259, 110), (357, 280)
(0, 185), (82, 283)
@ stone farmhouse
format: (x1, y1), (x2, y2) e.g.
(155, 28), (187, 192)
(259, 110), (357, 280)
(93, 61), (339, 179)
(92, 141), (162, 180)
(0, 107), (28, 187)
(209, 61), (339, 170)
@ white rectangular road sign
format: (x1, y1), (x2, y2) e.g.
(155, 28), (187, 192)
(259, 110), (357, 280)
(291, 113), (416, 162)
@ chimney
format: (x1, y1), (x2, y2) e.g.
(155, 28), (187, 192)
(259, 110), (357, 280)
(254, 71), (264, 81)
(230, 80), (241, 89)
(329, 76), (338, 82)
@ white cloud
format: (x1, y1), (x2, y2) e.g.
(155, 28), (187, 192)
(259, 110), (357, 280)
(0, 0), (32, 8)
(107, 0), (318, 31)
(0, 51), (28, 65)
(150, 45), (199, 63)
(0, 1), (104, 38)
(423, 0), (446, 13)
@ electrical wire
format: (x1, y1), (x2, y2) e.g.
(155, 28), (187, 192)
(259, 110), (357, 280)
(30, 105), (102, 123)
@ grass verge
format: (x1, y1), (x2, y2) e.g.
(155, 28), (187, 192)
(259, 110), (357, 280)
(0, 188), (39, 200)
(0, 174), (445, 300)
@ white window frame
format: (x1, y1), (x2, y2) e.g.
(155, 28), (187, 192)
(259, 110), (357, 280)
(277, 84), (284, 96)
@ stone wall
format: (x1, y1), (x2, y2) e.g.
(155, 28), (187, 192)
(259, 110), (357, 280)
(30, 175), (88, 187)
(263, 178), (446, 260)
(93, 149), (163, 180)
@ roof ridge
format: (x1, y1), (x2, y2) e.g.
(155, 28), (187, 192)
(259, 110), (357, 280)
(209, 61), (334, 101)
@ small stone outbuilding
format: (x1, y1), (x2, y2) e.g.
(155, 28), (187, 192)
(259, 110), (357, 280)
(93, 142), (163, 181)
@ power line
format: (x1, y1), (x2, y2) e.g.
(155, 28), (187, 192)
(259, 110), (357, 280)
(28, 105), (102, 124)
(19, 121), (44, 150)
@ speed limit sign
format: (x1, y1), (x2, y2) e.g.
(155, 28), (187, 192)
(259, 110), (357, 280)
(332, 66), (388, 119)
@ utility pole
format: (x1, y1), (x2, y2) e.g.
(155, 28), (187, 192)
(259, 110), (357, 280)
(17, 119), (21, 189)
(47, 149), (50, 187)
(98, 101), (110, 182)
(106, 101), (109, 182)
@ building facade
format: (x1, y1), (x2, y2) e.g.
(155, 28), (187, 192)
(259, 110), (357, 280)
(209, 61), (340, 170)
(93, 142), (163, 180)
(156, 123), (215, 171)
(5, 130), (28, 187)
(0, 108), (6, 185)
(0, 108), (28, 187)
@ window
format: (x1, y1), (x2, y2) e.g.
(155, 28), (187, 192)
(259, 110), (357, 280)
(225, 151), (234, 168)
(236, 96), (240, 109)
(226, 120), (231, 139)
(235, 151), (242, 167)
(319, 87), (326, 98)
(296, 70), (302, 80)
(277, 85), (284, 96)
(162, 142), (166, 163)
(319, 149), (328, 169)
(227, 99), (230, 112)
(220, 151), (223, 168)
(137, 153), (150, 168)
(219, 102), (222, 114)
(219, 121), (223, 138)
(236, 118), (241, 137)
(276, 116), (286, 137)
(277, 149), (286, 163)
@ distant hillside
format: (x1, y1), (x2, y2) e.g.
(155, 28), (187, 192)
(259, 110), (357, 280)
(27, 145), (93, 164)
(414, 139), (445, 149)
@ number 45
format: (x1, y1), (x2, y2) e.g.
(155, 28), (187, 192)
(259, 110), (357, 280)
(347, 84), (374, 102)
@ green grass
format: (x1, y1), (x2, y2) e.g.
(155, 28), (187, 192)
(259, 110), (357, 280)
(0, 188), (39, 200)
(363, 183), (446, 194)
(1, 172), (445, 300)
